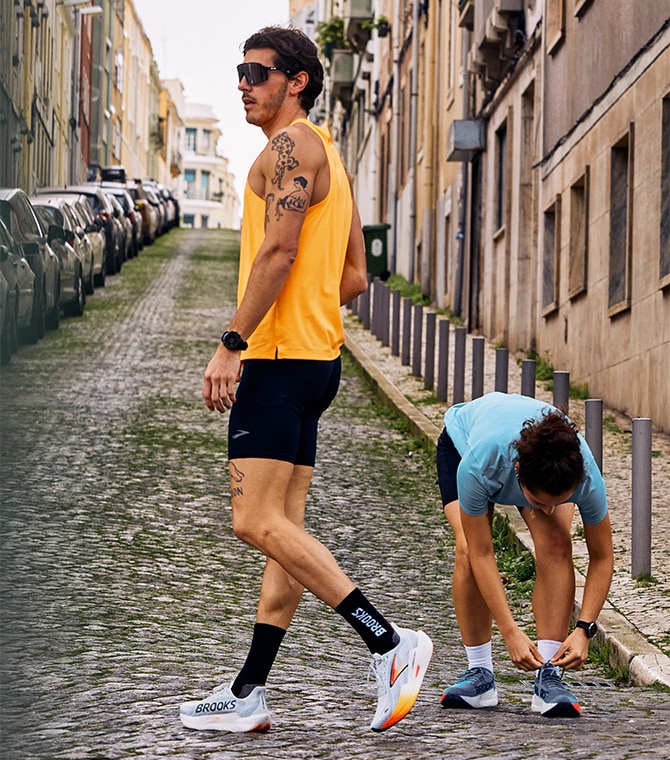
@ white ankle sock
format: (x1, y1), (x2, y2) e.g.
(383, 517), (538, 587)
(537, 639), (562, 663)
(464, 642), (494, 673)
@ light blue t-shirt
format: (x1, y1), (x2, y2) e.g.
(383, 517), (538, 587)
(444, 392), (608, 524)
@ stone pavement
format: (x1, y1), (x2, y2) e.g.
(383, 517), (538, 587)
(343, 306), (670, 690)
(0, 229), (668, 759)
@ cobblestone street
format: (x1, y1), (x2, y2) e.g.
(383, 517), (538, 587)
(1, 229), (668, 759)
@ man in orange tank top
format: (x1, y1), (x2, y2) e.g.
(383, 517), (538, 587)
(179, 26), (432, 734)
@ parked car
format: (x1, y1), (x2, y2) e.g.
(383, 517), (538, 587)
(98, 184), (142, 258)
(107, 193), (133, 262)
(32, 204), (85, 318)
(99, 167), (157, 246)
(141, 184), (167, 236)
(33, 195), (106, 295)
(0, 188), (60, 341)
(38, 186), (124, 275)
(0, 216), (35, 345)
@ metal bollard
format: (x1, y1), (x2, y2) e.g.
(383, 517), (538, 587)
(424, 312), (436, 390)
(360, 278), (371, 330)
(521, 359), (536, 397)
(436, 319), (450, 403)
(401, 297), (412, 366)
(453, 326), (466, 404)
(585, 399), (603, 473)
(391, 289), (401, 357)
(371, 278), (381, 339)
(412, 304), (423, 378)
(553, 371), (570, 413)
(471, 337), (485, 399)
(631, 417), (652, 578)
(380, 284), (390, 348)
(495, 348), (509, 393)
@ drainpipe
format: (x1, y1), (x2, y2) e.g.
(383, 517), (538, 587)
(390, 0), (401, 275)
(408, 0), (419, 283)
(453, 28), (470, 318)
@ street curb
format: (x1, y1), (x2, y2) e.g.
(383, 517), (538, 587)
(344, 328), (670, 689)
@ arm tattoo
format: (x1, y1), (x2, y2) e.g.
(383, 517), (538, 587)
(274, 176), (308, 220)
(265, 193), (275, 228)
(271, 132), (300, 191)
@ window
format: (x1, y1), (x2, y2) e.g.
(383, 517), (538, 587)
(202, 129), (211, 149)
(201, 215), (209, 228)
(184, 169), (196, 199)
(661, 96), (670, 288)
(546, 0), (565, 54)
(182, 214), (195, 227)
(114, 50), (124, 92)
(495, 121), (507, 232)
(201, 170), (210, 199)
(568, 168), (589, 298)
(185, 128), (197, 152)
(542, 197), (561, 314)
(608, 127), (634, 314)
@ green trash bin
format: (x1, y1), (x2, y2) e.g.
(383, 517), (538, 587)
(362, 223), (391, 279)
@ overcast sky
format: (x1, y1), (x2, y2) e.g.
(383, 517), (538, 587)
(133, 0), (290, 200)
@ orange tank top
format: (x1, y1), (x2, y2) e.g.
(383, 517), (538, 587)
(238, 119), (352, 360)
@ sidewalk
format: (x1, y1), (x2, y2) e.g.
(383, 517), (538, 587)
(343, 309), (670, 689)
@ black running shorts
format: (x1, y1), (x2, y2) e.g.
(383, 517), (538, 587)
(228, 357), (341, 466)
(436, 427), (462, 506)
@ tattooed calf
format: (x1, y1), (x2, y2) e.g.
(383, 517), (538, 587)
(271, 131), (300, 190)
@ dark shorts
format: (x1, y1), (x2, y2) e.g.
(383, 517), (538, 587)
(436, 428), (500, 512)
(228, 357), (341, 466)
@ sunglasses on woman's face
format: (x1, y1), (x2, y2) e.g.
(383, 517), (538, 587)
(237, 62), (290, 85)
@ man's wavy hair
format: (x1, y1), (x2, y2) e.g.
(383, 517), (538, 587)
(512, 411), (585, 497)
(242, 26), (324, 113)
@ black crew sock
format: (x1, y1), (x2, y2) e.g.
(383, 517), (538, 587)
(231, 623), (286, 698)
(335, 587), (399, 655)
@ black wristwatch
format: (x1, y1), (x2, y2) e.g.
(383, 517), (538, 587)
(221, 330), (248, 351)
(575, 620), (598, 638)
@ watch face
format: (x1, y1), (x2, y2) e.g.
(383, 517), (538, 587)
(222, 331), (247, 350)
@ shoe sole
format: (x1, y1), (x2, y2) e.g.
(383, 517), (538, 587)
(531, 694), (581, 718)
(440, 688), (499, 709)
(180, 711), (272, 732)
(371, 630), (434, 732)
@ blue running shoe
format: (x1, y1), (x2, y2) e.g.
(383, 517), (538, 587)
(440, 666), (498, 709)
(179, 683), (271, 732)
(531, 662), (581, 717)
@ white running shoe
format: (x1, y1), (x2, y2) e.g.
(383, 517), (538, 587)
(369, 624), (433, 732)
(179, 683), (271, 732)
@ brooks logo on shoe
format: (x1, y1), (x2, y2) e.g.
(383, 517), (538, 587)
(195, 699), (236, 714)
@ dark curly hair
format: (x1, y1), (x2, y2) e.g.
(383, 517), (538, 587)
(512, 411), (585, 497)
(242, 26), (324, 113)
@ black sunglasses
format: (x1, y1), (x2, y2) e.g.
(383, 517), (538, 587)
(237, 62), (291, 86)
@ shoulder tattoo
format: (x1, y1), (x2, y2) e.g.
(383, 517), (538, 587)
(271, 131), (300, 191)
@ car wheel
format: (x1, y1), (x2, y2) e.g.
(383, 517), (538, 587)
(85, 262), (95, 295)
(21, 282), (45, 344)
(46, 277), (60, 331)
(0, 301), (14, 365)
(94, 255), (106, 287)
(65, 268), (85, 317)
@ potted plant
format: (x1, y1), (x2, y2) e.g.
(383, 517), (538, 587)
(361, 14), (390, 38)
(316, 16), (346, 60)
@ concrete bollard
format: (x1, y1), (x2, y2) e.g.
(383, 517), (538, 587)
(391, 289), (401, 357)
(471, 336), (485, 400)
(495, 348), (509, 393)
(424, 312), (436, 390)
(585, 399), (603, 473)
(360, 280), (371, 330)
(553, 370), (570, 414)
(401, 297), (412, 366)
(371, 278), (381, 340)
(521, 359), (536, 398)
(412, 304), (423, 378)
(631, 417), (652, 578)
(436, 319), (450, 403)
(453, 326), (466, 404)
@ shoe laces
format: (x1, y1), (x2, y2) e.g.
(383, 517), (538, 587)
(540, 663), (564, 686)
